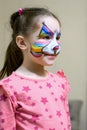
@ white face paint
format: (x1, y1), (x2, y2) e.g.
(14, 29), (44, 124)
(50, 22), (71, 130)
(42, 31), (61, 55)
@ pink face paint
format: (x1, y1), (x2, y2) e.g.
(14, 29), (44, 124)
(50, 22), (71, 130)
(30, 23), (61, 57)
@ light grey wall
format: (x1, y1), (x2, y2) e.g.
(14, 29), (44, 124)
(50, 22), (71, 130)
(0, 0), (87, 130)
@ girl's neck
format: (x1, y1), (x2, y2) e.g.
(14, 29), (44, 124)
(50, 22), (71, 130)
(15, 64), (48, 79)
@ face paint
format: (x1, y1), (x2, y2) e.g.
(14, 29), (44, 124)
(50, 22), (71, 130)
(42, 31), (61, 55)
(30, 23), (61, 57)
(30, 40), (50, 57)
(39, 22), (54, 39)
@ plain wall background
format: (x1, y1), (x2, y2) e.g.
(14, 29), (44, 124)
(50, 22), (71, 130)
(0, 0), (87, 130)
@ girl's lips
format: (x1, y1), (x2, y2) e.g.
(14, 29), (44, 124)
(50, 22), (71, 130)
(45, 55), (56, 59)
(44, 51), (60, 57)
(44, 53), (57, 56)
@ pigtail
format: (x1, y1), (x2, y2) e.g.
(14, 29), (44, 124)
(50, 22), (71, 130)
(0, 11), (24, 79)
(0, 40), (23, 79)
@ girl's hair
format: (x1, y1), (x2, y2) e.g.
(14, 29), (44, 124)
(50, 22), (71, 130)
(0, 7), (61, 79)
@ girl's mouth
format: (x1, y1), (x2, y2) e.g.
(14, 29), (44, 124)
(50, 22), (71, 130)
(44, 52), (60, 56)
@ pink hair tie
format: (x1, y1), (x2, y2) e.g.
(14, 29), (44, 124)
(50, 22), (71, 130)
(18, 8), (23, 15)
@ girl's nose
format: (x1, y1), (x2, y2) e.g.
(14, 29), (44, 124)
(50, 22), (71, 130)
(53, 46), (59, 51)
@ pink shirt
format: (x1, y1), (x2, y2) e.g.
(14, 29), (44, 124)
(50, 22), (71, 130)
(0, 70), (71, 130)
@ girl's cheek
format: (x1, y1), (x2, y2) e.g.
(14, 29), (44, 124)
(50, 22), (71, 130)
(31, 40), (50, 53)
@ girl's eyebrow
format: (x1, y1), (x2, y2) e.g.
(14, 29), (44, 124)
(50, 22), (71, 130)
(39, 22), (54, 37)
(56, 32), (61, 36)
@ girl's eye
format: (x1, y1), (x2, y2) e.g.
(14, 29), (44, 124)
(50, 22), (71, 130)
(38, 35), (51, 40)
(56, 32), (61, 40)
(43, 35), (51, 39)
(56, 36), (60, 40)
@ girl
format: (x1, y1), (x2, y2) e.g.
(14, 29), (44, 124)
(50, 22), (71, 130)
(0, 7), (71, 130)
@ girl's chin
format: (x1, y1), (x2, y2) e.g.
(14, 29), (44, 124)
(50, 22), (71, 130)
(44, 60), (55, 66)
(45, 63), (54, 66)
(43, 56), (56, 66)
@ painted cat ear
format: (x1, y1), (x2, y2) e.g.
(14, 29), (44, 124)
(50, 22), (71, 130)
(39, 22), (54, 38)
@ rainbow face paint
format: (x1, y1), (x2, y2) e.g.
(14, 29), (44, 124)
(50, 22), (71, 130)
(31, 23), (61, 57)
(31, 40), (50, 57)
(39, 22), (54, 39)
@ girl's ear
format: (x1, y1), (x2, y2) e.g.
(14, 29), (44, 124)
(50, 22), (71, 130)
(16, 35), (27, 50)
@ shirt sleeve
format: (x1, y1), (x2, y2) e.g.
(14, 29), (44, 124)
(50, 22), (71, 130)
(64, 94), (71, 130)
(57, 70), (71, 130)
(57, 69), (70, 94)
(0, 83), (16, 130)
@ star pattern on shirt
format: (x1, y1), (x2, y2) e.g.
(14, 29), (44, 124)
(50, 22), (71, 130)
(45, 108), (48, 112)
(49, 128), (55, 130)
(41, 97), (48, 105)
(9, 85), (13, 89)
(22, 86), (31, 93)
(58, 70), (65, 78)
(3, 78), (11, 83)
(60, 95), (65, 101)
(64, 128), (66, 130)
(51, 92), (54, 95)
(55, 98), (58, 101)
(31, 102), (36, 106)
(0, 94), (7, 102)
(12, 127), (16, 130)
(68, 124), (71, 129)
(0, 128), (4, 130)
(34, 81), (38, 83)
(0, 70), (71, 130)
(39, 85), (43, 89)
(27, 96), (31, 100)
(56, 110), (62, 117)
(49, 115), (53, 118)
(67, 111), (70, 116)
(46, 82), (52, 88)
(61, 83), (65, 89)
(34, 126), (38, 130)
(60, 121), (63, 125)
(0, 112), (3, 115)
(1, 119), (5, 123)
(31, 115), (39, 122)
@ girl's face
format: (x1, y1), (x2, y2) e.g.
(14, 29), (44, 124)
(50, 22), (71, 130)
(25, 16), (61, 66)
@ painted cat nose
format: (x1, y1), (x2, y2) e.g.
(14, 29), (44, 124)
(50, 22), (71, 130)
(53, 46), (59, 51)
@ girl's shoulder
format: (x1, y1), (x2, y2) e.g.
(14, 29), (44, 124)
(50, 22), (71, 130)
(0, 72), (16, 84)
(0, 73), (18, 109)
(56, 69), (68, 79)
(54, 69), (70, 93)
(49, 69), (69, 80)
(0, 72), (21, 91)
(0, 73), (14, 91)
